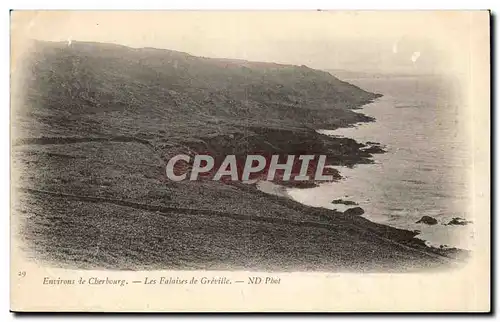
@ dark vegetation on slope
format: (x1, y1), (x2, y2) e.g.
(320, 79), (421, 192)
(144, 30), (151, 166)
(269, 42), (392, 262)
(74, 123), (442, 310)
(11, 40), (464, 271)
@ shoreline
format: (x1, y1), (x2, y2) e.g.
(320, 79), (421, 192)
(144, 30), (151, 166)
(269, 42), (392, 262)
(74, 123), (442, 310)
(12, 40), (469, 271)
(254, 96), (470, 262)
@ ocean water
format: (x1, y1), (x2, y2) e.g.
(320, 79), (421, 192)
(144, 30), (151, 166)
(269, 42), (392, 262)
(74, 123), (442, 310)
(287, 75), (474, 250)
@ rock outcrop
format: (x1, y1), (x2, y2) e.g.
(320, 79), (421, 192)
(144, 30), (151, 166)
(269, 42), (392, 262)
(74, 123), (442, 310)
(446, 217), (472, 226)
(344, 207), (365, 216)
(416, 216), (438, 225)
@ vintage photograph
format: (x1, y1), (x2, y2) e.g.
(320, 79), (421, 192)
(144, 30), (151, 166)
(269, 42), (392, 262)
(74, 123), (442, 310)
(10, 10), (490, 311)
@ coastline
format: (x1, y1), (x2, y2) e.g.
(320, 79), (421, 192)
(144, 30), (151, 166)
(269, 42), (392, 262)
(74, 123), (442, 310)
(254, 95), (470, 263)
(11, 40), (469, 271)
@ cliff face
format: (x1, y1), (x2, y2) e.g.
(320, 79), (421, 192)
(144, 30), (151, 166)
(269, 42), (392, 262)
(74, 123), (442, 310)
(15, 40), (379, 137)
(12, 41), (453, 271)
(15, 40), (384, 180)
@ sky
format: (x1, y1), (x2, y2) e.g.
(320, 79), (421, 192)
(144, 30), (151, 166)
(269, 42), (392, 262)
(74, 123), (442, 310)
(11, 11), (478, 74)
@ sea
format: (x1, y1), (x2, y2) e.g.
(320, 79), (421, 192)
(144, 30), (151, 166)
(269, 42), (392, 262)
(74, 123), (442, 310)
(287, 74), (474, 250)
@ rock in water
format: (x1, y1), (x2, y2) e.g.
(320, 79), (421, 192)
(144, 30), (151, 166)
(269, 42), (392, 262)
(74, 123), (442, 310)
(416, 216), (438, 225)
(343, 207), (365, 216)
(331, 199), (358, 206)
(446, 217), (472, 226)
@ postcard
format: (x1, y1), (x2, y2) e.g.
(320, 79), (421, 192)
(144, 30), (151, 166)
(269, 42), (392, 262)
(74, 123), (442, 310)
(10, 10), (490, 312)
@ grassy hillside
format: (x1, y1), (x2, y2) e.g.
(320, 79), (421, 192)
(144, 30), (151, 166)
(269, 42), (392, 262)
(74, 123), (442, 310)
(11, 40), (462, 271)
(14, 41), (378, 136)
